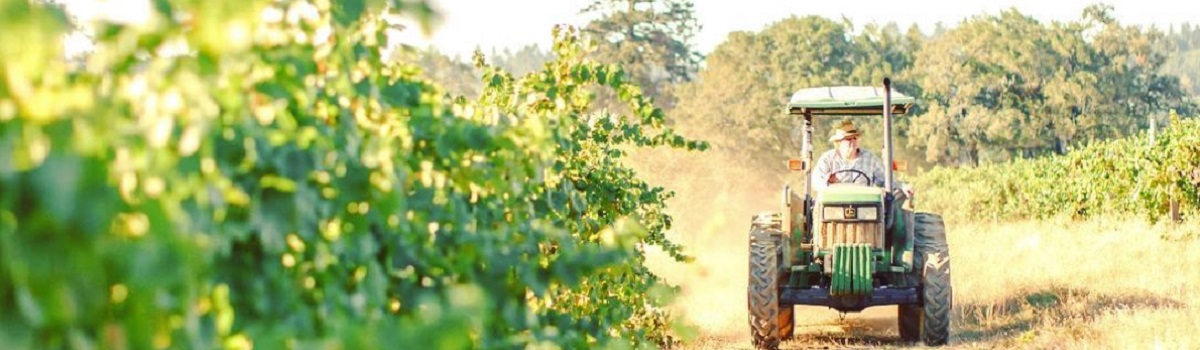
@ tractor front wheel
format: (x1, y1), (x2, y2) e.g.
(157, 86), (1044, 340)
(748, 216), (783, 350)
(916, 212), (953, 346)
(921, 250), (952, 345)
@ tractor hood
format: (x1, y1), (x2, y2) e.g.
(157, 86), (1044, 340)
(816, 184), (885, 204)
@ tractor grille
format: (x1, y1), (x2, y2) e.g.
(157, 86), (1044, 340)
(819, 222), (884, 249)
(831, 243), (874, 296)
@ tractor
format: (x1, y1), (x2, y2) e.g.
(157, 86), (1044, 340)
(747, 79), (952, 349)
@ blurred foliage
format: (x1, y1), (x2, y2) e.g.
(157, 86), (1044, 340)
(488, 44), (556, 77)
(391, 44), (555, 99)
(391, 47), (482, 98)
(0, 0), (704, 348)
(911, 111), (1200, 223)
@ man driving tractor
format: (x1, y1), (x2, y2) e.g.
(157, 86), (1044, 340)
(748, 82), (950, 350)
(811, 119), (914, 198)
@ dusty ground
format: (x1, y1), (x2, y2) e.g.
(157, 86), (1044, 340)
(634, 150), (1200, 349)
(653, 217), (1200, 349)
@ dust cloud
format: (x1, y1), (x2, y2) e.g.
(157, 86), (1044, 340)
(592, 94), (791, 337)
(630, 145), (787, 337)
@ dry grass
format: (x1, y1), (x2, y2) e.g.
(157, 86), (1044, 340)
(630, 148), (1200, 349)
(946, 217), (1200, 349)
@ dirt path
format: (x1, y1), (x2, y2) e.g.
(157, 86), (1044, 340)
(650, 217), (1200, 350)
(632, 151), (1198, 349)
(683, 306), (913, 349)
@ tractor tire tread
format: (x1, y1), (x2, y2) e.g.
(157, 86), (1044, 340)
(914, 212), (952, 346)
(748, 215), (783, 350)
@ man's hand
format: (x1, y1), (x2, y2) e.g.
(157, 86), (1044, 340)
(827, 173), (839, 184)
(898, 184), (915, 199)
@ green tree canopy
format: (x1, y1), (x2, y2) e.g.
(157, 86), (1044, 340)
(907, 7), (1189, 165)
(672, 16), (924, 173)
(581, 0), (703, 107)
(672, 16), (857, 169)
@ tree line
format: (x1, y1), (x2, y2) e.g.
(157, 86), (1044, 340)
(1160, 22), (1200, 97)
(408, 2), (1198, 171)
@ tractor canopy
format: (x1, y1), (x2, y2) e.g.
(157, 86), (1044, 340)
(788, 86), (915, 116)
(815, 184), (885, 204)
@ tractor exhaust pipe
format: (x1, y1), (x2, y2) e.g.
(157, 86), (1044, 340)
(803, 111), (812, 197)
(883, 78), (894, 193)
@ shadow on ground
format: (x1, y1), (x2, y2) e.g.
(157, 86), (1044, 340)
(688, 286), (1184, 349)
(953, 286), (1184, 344)
(683, 286), (1185, 349)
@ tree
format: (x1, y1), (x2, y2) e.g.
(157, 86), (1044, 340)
(908, 10), (1065, 165)
(906, 7), (1189, 165)
(849, 22), (923, 94)
(581, 0), (703, 107)
(669, 16), (938, 174)
(1041, 20), (1105, 154)
(1158, 22), (1200, 98)
(1160, 48), (1200, 98)
(1080, 5), (1189, 141)
(848, 22), (930, 169)
(671, 16), (922, 173)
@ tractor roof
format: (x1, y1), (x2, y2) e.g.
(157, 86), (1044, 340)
(787, 86), (915, 116)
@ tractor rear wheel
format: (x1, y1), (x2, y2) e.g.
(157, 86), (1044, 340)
(898, 210), (921, 343)
(915, 212), (952, 346)
(748, 216), (783, 350)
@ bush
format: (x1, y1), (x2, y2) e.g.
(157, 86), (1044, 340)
(0, 0), (703, 348)
(911, 112), (1200, 222)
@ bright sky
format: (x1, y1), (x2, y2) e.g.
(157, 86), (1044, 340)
(57, 0), (1200, 59)
(398, 0), (1199, 58)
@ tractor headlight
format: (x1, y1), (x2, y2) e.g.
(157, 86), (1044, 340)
(822, 206), (879, 221)
(822, 206), (844, 220)
(858, 206), (878, 220)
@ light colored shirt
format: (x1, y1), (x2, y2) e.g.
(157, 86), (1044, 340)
(811, 148), (888, 191)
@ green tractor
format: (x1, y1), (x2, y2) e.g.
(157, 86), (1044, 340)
(747, 79), (952, 349)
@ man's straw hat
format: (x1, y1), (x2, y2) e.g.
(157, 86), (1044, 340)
(829, 119), (861, 142)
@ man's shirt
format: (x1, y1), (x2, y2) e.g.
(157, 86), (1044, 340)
(811, 148), (887, 191)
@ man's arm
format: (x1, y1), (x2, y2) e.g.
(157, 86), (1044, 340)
(857, 150), (886, 187)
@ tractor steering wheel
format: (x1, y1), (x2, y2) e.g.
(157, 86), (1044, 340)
(828, 169), (872, 185)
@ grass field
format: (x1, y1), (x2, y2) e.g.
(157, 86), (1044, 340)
(636, 151), (1200, 349)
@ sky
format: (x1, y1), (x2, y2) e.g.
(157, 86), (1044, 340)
(56, 0), (1200, 59)
(394, 0), (1200, 58)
